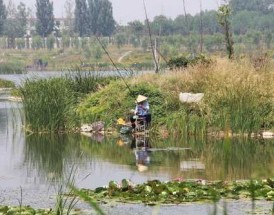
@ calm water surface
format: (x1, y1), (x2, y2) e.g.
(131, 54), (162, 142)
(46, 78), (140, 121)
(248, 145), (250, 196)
(0, 73), (273, 213)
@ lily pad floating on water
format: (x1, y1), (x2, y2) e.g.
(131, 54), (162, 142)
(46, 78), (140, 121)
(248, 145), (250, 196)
(78, 178), (274, 205)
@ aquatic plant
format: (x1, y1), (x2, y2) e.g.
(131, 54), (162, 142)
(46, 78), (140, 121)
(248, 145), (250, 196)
(80, 179), (274, 205)
(19, 72), (114, 133)
(0, 78), (15, 88)
(20, 77), (79, 132)
(0, 62), (25, 74)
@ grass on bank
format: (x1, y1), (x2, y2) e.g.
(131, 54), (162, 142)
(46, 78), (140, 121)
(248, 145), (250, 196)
(19, 72), (117, 133)
(18, 56), (274, 135)
(77, 57), (274, 137)
(0, 78), (15, 88)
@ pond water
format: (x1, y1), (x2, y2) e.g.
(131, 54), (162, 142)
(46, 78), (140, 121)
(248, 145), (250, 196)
(0, 73), (273, 214)
(0, 70), (149, 86)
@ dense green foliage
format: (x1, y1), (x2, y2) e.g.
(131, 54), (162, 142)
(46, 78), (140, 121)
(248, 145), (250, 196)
(81, 179), (274, 204)
(20, 78), (78, 132)
(4, 2), (28, 48)
(74, 0), (89, 37)
(167, 54), (212, 69)
(19, 73), (116, 132)
(77, 59), (274, 136)
(0, 78), (15, 88)
(35, 0), (54, 37)
(230, 0), (274, 13)
(87, 0), (115, 36)
(77, 80), (166, 126)
(74, 0), (115, 37)
(0, 61), (24, 74)
(0, 0), (6, 36)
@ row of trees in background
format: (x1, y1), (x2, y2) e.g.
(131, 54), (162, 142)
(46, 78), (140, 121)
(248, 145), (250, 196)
(0, 0), (273, 55)
(0, 0), (115, 48)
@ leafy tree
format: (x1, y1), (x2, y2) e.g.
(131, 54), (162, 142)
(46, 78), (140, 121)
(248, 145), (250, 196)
(231, 11), (258, 35)
(0, 0), (6, 36)
(74, 0), (89, 36)
(115, 33), (127, 48)
(64, 0), (74, 36)
(230, 0), (273, 13)
(141, 36), (149, 51)
(128, 21), (144, 36)
(173, 15), (189, 35)
(4, 0), (16, 48)
(87, 0), (115, 36)
(16, 38), (25, 49)
(35, 0), (54, 38)
(128, 21), (144, 46)
(92, 43), (103, 60)
(62, 34), (70, 48)
(32, 35), (43, 49)
(130, 35), (139, 48)
(4, 1), (28, 48)
(151, 15), (173, 36)
(16, 2), (28, 37)
(46, 34), (55, 49)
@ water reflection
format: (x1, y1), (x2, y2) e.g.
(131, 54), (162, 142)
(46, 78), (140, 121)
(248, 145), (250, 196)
(1, 95), (273, 191)
(131, 134), (151, 172)
(24, 133), (85, 181)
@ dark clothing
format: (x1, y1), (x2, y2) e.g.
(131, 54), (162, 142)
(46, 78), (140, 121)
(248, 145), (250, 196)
(130, 113), (151, 129)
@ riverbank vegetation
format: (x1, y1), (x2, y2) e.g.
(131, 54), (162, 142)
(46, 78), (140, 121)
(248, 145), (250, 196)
(76, 57), (274, 137)
(0, 78), (15, 88)
(81, 178), (274, 204)
(17, 56), (274, 135)
(19, 73), (117, 132)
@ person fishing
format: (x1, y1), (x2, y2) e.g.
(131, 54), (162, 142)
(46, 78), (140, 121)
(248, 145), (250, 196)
(130, 95), (151, 130)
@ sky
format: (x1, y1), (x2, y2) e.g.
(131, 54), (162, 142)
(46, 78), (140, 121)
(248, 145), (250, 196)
(5, 0), (220, 25)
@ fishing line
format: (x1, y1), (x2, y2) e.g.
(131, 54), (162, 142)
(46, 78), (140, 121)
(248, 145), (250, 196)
(94, 35), (134, 95)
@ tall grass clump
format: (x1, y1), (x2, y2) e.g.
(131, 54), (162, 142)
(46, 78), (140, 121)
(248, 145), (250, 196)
(0, 62), (25, 74)
(205, 59), (274, 134)
(19, 70), (115, 133)
(0, 78), (15, 88)
(20, 78), (79, 132)
(65, 70), (118, 95)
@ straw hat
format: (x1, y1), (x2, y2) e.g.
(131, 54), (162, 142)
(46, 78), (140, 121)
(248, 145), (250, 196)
(136, 95), (148, 103)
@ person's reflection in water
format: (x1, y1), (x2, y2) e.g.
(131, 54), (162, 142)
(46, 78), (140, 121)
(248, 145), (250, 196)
(131, 134), (151, 172)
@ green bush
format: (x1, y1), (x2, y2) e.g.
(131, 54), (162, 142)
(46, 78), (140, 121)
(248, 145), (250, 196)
(0, 78), (15, 88)
(0, 62), (25, 74)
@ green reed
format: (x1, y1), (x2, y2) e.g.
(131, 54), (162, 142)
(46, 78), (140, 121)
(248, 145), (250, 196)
(208, 85), (273, 135)
(0, 62), (25, 74)
(0, 78), (16, 88)
(19, 77), (78, 132)
(165, 106), (207, 139)
(19, 71), (114, 133)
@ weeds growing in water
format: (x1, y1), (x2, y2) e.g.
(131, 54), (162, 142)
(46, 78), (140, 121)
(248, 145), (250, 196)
(19, 71), (115, 133)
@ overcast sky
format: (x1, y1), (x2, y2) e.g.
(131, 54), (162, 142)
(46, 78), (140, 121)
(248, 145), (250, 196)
(5, 0), (220, 25)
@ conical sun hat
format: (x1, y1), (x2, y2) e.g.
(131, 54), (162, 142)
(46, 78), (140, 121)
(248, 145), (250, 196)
(136, 95), (148, 103)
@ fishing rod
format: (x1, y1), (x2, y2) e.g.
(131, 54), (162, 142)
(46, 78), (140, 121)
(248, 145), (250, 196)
(94, 35), (134, 95)
(142, 0), (170, 69)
